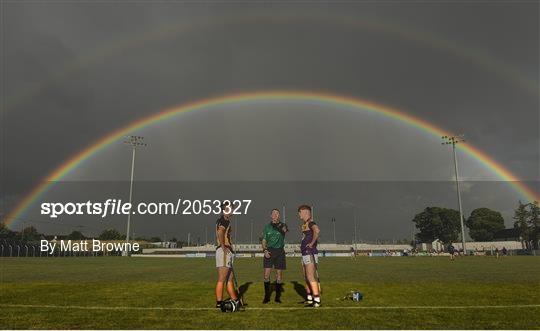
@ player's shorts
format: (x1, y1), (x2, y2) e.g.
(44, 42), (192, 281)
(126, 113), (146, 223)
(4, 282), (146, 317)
(215, 247), (233, 268)
(263, 248), (286, 270)
(301, 253), (318, 265)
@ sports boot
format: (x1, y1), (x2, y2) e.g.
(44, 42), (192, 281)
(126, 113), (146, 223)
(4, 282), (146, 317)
(262, 281), (271, 304)
(275, 282), (283, 303)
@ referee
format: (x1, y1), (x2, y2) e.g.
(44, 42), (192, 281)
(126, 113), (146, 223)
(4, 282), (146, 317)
(261, 208), (288, 303)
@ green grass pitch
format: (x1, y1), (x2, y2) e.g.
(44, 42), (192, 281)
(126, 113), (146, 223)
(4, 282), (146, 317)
(1, 256), (539, 329)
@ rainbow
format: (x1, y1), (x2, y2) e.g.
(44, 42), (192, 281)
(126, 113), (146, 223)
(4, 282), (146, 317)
(4, 90), (539, 228)
(3, 12), (537, 113)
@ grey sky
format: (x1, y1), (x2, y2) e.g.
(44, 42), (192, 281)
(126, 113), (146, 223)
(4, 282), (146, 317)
(1, 1), (538, 241)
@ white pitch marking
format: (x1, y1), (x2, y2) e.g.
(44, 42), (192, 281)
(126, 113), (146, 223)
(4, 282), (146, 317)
(1, 303), (539, 311)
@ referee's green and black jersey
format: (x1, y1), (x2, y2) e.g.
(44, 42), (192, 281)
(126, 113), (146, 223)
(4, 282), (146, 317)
(262, 222), (286, 249)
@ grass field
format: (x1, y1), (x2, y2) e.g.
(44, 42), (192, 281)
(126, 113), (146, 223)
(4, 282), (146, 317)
(1, 256), (539, 329)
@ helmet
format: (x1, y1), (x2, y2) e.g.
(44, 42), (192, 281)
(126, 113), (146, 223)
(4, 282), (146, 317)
(351, 291), (363, 301)
(220, 299), (239, 312)
(341, 290), (363, 302)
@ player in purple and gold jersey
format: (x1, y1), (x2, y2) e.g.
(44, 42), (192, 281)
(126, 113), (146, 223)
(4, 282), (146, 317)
(298, 204), (321, 307)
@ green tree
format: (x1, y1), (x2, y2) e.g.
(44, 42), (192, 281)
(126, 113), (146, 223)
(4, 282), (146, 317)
(514, 201), (540, 250)
(530, 201), (540, 249)
(0, 222), (15, 239)
(412, 207), (461, 244)
(67, 231), (86, 240)
(98, 228), (123, 240)
(20, 226), (41, 241)
(150, 237), (162, 242)
(466, 208), (505, 241)
(514, 201), (531, 250)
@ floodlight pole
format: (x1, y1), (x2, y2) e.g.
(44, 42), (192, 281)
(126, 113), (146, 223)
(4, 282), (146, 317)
(123, 135), (147, 255)
(442, 135), (467, 253)
(332, 218), (336, 243)
(250, 219), (253, 245)
(127, 147), (135, 243)
(234, 219), (237, 244)
(282, 204), (287, 245)
(354, 210), (358, 252)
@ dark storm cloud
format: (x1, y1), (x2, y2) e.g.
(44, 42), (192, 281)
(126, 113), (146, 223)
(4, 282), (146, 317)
(2, 1), (538, 239)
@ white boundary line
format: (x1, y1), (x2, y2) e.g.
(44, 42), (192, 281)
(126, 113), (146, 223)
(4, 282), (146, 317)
(1, 303), (539, 311)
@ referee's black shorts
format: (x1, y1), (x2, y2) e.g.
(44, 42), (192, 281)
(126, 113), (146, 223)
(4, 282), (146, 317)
(263, 247), (286, 270)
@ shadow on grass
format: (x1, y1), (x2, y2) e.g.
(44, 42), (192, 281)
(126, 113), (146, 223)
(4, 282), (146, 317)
(291, 281), (307, 302)
(238, 281), (252, 299)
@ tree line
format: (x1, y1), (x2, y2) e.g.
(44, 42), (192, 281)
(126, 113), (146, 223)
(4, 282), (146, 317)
(0, 224), (186, 246)
(412, 201), (539, 250)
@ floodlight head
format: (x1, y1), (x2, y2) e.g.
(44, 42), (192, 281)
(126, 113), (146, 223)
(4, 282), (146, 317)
(124, 135), (148, 147)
